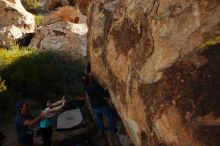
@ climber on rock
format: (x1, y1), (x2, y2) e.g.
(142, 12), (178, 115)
(82, 75), (117, 134)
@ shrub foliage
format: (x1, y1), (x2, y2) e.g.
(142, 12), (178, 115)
(0, 46), (85, 120)
(21, 0), (41, 13)
(35, 14), (44, 27)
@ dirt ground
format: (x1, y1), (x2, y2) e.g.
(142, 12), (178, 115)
(1, 122), (72, 146)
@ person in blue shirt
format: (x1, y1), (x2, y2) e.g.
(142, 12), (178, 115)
(82, 75), (116, 133)
(40, 98), (65, 146)
(15, 100), (45, 146)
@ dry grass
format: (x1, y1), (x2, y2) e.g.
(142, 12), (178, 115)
(44, 6), (83, 25)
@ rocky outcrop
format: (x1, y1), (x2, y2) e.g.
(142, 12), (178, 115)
(87, 0), (220, 146)
(29, 20), (88, 60)
(30, 7), (87, 60)
(0, 0), (35, 47)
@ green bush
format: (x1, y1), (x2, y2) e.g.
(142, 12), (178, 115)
(21, 0), (41, 13)
(0, 43), (34, 69)
(0, 47), (85, 121)
(1, 51), (85, 100)
(35, 15), (44, 27)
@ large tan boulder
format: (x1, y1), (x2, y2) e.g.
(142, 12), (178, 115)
(87, 0), (220, 146)
(30, 7), (87, 60)
(29, 21), (88, 60)
(0, 0), (35, 47)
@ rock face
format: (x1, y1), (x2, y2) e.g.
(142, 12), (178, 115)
(87, 0), (220, 146)
(0, 0), (35, 47)
(30, 22), (88, 60)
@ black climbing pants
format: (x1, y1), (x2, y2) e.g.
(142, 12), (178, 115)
(40, 127), (52, 146)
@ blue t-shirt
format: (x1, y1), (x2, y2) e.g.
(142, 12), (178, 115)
(40, 118), (52, 128)
(15, 113), (33, 145)
(86, 83), (109, 109)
